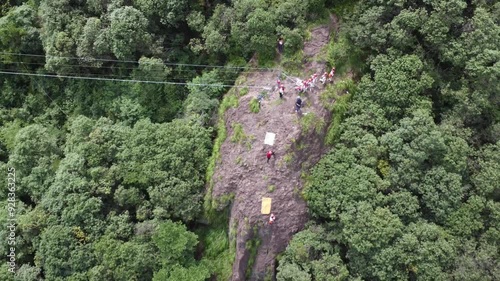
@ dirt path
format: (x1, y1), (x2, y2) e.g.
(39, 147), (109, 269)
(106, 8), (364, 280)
(211, 23), (332, 281)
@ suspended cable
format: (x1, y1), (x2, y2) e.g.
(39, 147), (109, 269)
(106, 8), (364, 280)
(0, 70), (272, 89)
(1, 61), (274, 82)
(0, 52), (279, 71)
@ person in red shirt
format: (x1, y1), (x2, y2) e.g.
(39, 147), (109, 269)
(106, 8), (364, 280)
(266, 150), (275, 163)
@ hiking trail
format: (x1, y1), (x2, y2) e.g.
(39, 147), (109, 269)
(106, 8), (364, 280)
(210, 19), (335, 281)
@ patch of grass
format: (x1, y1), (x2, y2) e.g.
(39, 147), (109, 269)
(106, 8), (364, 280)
(263, 175), (268, 180)
(283, 153), (293, 165)
(258, 54), (277, 68)
(268, 185), (276, 193)
(300, 112), (326, 134)
(326, 30), (366, 76)
(281, 50), (304, 77)
(272, 98), (284, 106)
(325, 92), (351, 145)
(293, 186), (301, 197)
(235, 76), (247, 86)
(250, 98), (260, 113)
(231, 123), (247, 143)
(319, 78), (356, 145)
(321, 78), (355, 107)
(235, 155), (243, 165)
(239, 87), (249, 96)
(330, 0), (360, 18)
(230, 123), (254, 150)
(245, 135), (255, 150)
(296, 140), (307, 151)
(213, 193), (235, 211)
(204, 92), (240, 216)
(197, 210), (235, 281)
(304, 30), (312, 41)
(245, 227), (261, 279)
(264, 266), (274, 281)
(220, 94), (239, 113)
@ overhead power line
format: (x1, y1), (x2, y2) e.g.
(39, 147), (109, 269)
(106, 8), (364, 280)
(0, 60), (274, 77)
(0, 52), (279, 71)
(0, 70), (272, 89)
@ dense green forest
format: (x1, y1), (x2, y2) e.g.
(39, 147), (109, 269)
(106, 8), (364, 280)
(0, 0), (498, 280)
(0, 0), (324, 280)
(278, 0), (499, 280)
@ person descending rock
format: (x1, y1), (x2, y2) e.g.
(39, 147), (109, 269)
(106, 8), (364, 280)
(269, 213), (276, 225)
(328, 67), (336, 83)
(295, 96), (302, 112)
(257, 94), (264, 109)
(320, 72), (328, 85)
(266, 150), (275, 163)
(279, 85), (284, 99)
(277, 37), (284, 54)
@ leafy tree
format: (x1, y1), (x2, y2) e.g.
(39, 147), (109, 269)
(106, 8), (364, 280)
(8, 124), (60, 203)
(14, 263), (41, 281)
(452, 240), (500, 281)
(305, 146), (386, 219)
(134, 0), (189, 27)
(278, 225), (349, 280)
(360, 54), (434, 121)
(36, 225), (95, 279)
(119, 118), (212, 221)
(154, 220), (199, 266)
(109, 6), (152, 59)
(340, 203), (404, 278)
(76, 17), (107, 66)
(472, 142), (500, 198)
(417, 167), (463, 222)
(131, 57), (181, 123)
(93, 235), (157, 281)
(152, 220), (208, 280)
(153, 264), (210, 281)
(371, 222), (456, 280)
(0, 4), (42, 57)
(276, 263), (312, 281)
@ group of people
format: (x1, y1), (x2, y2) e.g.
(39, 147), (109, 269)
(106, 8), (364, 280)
(320, 67), (336, 84)
(294, 73), (319, 93)
(293, 67), (335, 95)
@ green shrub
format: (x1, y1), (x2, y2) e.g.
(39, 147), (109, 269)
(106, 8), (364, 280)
(300, 112), (326, 134)
(204, 93), (239, 215)
(325, 93), (351, 145)
(231, 123), (247, 143)
(245, 229), (261, 279)
(239, 87), (249, 96)
(327, 31), (366, 75)
(250, 98), (260, 113)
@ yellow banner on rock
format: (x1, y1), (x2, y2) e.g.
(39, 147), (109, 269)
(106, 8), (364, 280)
(261, 197), (272, 214)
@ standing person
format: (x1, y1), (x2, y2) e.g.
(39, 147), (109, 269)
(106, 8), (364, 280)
(279, 85), (284, 99)
(266, 150), (275, 163)
(277, 37), (284, 54)
(257, 94), (264, 109)
(295, 96), (302, 112)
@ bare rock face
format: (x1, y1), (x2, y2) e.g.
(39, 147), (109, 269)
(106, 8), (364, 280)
(210, 24), (332, 281)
